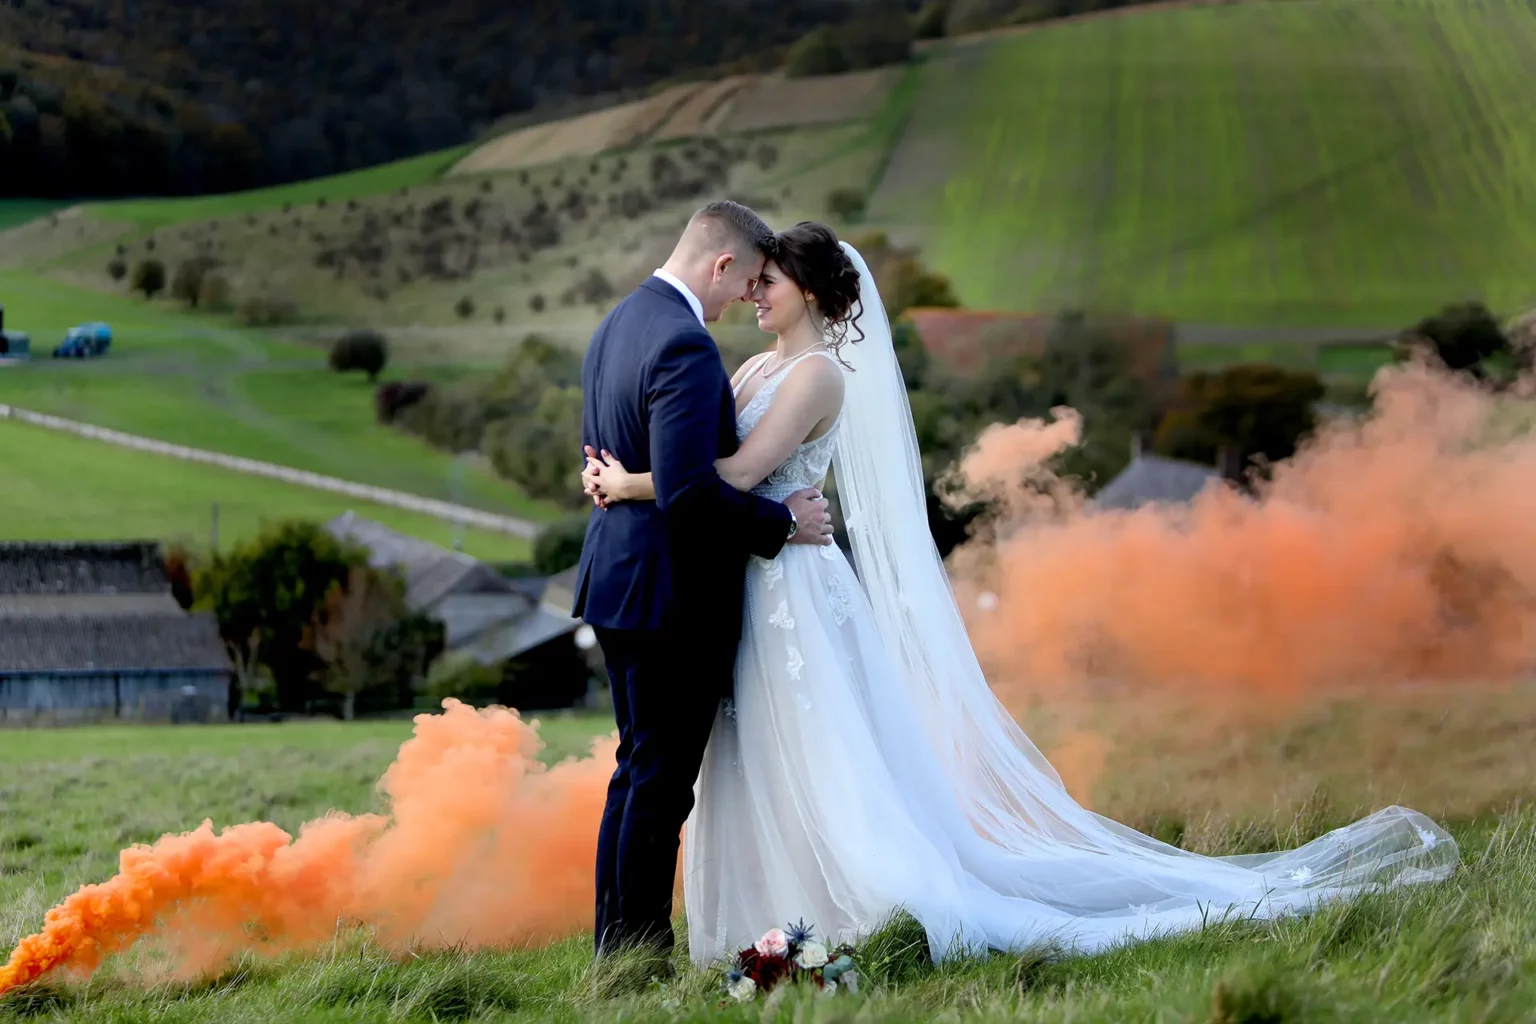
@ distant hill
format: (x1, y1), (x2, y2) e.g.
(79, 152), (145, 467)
(0, 0), (924, 199)
(7, 0), (1536, 332)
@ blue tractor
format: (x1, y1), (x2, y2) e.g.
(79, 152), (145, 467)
(53, 321), (113, 359)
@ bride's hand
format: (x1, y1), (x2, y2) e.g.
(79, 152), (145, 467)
(583, 446), (638, 504)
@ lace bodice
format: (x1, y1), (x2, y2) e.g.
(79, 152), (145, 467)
(734, 350), (841, 502)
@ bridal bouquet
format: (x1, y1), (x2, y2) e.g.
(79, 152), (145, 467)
(724, 920), (859, 1001)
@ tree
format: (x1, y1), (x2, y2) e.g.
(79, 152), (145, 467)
(784, 27), (849, 77)
(845, 231), (959, 318)
(329, 329), (389, 380)
(107, 257), (127, 282)
(533, 515), (588, 575)
(482, 385), (584, 503)
(1154, 363), (1325, 469)
(131, 258), (166, 299)
(199, 272), (234, 312)
(194, 520), (367, 712)
(914, 1), (951, 38)
(170, 256), (219, 307)
(309, 565), (407, 721)
(1406, 301), (1511, 378)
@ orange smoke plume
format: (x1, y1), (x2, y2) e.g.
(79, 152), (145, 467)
(956, 362), (1536, 704)
(0, 700), (615, 996)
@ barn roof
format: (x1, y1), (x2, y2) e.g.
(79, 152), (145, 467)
(325, 512), (512, 609)
(1095, 454), (1222, 510)
(0, 541), (169, 596)
(0, 612), (230, 673)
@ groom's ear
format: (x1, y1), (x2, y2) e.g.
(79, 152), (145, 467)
(711, 252), (734, 283)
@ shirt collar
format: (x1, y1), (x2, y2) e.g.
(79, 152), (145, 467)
(652, 268), (705, 326)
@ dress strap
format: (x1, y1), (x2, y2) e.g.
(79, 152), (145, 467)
(733, 351), (774, 397)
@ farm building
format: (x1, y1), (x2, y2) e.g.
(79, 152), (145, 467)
(325, 513), (589, 709)
(1095, 436), (1245, 511)
(0, 542), (231, 723)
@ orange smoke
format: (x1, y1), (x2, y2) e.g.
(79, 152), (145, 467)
(0, 699), (615, 996)
(957, 362), (1536, 704)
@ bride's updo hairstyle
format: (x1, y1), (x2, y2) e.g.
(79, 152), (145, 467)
(771, 221), (865, 365)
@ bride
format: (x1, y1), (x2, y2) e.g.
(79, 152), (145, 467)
(582, 222), (1457, 966)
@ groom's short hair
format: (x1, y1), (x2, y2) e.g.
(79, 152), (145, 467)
(690, 200), (774, 257)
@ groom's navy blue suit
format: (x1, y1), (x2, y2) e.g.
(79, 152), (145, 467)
(574, 276), (792, 955)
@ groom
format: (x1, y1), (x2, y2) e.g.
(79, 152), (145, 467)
(573, 200), (834, 959)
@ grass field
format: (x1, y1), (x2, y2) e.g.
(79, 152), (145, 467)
(0, 201), (70, 232)
(0, 418), (533, 560)
(88, 147), (475, 229)
(0, 270), (557, 530)
(2, 686), (1533, 1022)
(873, 0), (1536, 327)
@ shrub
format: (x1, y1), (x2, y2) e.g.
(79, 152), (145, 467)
(106, 257), (127, 282)
(529, 293), (546, 313)
(455, 295), (476, 319)
(533, 515), (589, 575)
(238, 293), (299, 326)
(199, 272), (234, 312)
(493, 307), (506, 325)
(329, 329), (389, 381)
(424, 652), (504, 706)
(374, 380), (431, 424)
(1405, 301), (1510, 377)
(915, 0), (951, 38)
(827, 188), (867, 222)
(481, 385), (584, 503)
(131, 258), (166, 299)
(785, 27), (849, 77)
(171, 256), (220, 307)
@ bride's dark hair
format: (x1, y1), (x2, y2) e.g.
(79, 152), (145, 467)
(770, 221), (865, 365)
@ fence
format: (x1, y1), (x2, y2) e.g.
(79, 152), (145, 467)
(0, 404), (538, 540)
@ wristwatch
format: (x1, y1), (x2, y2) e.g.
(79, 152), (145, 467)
(785, 507), (799, 541)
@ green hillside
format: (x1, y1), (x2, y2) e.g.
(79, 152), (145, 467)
(0, 272), (555, 523)
(873, 0), (1536, 327)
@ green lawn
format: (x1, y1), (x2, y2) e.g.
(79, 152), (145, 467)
(88, 146), (473, 229)
(875, 0), (1536, 327)
(0, 201), (71, 232)
(0, 418), (534, 560)
(1, 699), (1531, 1022)
(0, 271), (555, 523)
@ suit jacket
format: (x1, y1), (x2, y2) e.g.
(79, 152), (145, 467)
(573, 277), (792, 635)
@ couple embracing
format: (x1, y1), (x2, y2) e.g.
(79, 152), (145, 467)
(572, 201), (1456, 968)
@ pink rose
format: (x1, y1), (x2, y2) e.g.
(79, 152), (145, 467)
(754, 927), (789, 957)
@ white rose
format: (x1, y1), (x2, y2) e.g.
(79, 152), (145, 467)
(841, 971), (860, 995)
(794, 941), (829, 969)
(726, 975), (757, 1001)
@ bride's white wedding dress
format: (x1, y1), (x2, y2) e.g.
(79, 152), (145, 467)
(681, 246), (1457, 967)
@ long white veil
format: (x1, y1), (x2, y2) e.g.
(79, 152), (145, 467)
(830, 240), (1457, 917)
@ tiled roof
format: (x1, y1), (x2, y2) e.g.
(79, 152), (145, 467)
(1095, 454), (1222, 510)
(0, 612), (230, 672)
(0, 542), (168, 596)
(325, 512), (512, 609)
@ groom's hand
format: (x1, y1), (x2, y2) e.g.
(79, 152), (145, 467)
(784, 488), (834, 546)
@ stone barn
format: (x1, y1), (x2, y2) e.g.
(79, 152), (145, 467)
(0, 542), (232, 723)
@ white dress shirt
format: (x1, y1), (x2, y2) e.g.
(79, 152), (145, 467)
(652, 268), (705, 326)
